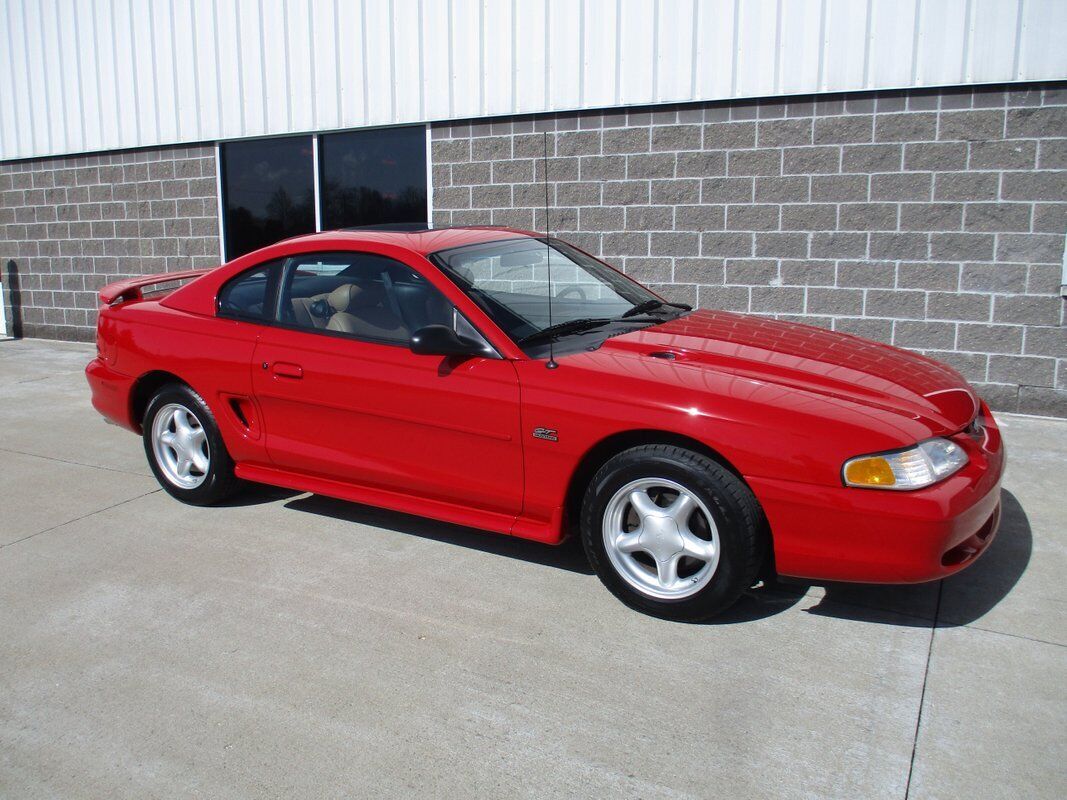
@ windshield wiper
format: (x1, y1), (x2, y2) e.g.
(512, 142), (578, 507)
(620, 299), (693, 318)
(517, 317), (613, 345)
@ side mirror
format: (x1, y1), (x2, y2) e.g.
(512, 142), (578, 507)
(409, 325), (485, 358)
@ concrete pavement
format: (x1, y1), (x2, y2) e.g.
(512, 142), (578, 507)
(1, 338), (1064, 799)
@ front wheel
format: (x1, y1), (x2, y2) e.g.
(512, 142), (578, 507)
(143, 383), (240, 505)
(580, 444), (767, 621)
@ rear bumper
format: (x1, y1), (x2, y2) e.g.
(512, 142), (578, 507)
(751, 409), (1005, 584)
(86, 357), (138, 432)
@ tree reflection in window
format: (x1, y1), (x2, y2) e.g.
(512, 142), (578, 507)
(319, 127), (427, 230)
(221, 136), (315, 259)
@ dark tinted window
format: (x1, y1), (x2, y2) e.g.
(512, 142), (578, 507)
(217, 260), (283, 321)
(221, 137), (315, 259)
(319, 127), (427, 230)
(280, 252), (451, 344)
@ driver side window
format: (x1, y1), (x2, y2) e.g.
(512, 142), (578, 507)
(279, 251), (468, 347)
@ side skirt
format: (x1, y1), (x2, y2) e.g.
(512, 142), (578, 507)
(235, 463), (561, 544)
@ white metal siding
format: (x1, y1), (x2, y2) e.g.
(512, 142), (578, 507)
(1, 0), (1065, 162)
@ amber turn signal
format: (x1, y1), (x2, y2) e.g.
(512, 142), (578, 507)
(843, 457), (897, 487)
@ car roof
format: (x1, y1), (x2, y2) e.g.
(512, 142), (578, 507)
(281, 225), (542, 257)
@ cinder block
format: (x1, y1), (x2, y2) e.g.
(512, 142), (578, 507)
(703, 122), (756, 150)
(810, 232), (868, 259)
(927, 291), (992, 322)
(675, 151), (726, 178)
(996, 233), (1064, 264)
(723, 259), (777, 286)
(783, 146), (840, 174)
(726, 204), (780, 231)
(755, 232), (809, 259)
(727, 150), (782, 177)
(930, 233), (995, 262)
(904, 142), (968, 171)
(756, 118), (813, 148)
(837, 260), (896, 288)
(865, 289), (926, 319)
(1006, 106), (1067, 139)
(899, 203), (964, 231)
(934, 173), (998, 202)
(626, 205), (675, 231)
(674, 204), (725, 231)
(875, 113), (938, 142)
(814, 115), (874, 144)
(756, 176), (811, 203)
(813, 174), (869, 202)
(989, 354), (1057, 387)
(781, 204), (837, 231)
(870, 172), (931, 201)
(938, 110), (1005, 141)
(838, 203), (897, 231)
(651, 125), (702, 151)
(808, 287), (865, 315)
(964, 203), (1032, 233)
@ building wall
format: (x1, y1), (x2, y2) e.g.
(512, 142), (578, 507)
(0, 146), (219, 341)
(5, 0), (1067, 162)
(431, 83), (1067, 417)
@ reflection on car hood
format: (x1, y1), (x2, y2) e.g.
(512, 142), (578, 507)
(603, 310), (980, 432)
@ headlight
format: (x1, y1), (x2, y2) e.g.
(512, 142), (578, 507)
(843, 438), (968, 490)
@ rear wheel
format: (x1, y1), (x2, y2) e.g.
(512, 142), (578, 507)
(143, 384), (239, 505)
(580, 444), (766, 621)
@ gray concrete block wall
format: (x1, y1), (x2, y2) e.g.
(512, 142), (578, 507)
(0, 146), (220, 342)
(432, 83), (1067, 417)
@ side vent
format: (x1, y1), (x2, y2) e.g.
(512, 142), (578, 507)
(222, 394), (261, 440)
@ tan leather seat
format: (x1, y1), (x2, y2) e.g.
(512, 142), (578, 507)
(325, 283), (408, 341)
(290, 292), (332, 328)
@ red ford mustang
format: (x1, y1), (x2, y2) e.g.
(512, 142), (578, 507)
(86, 226), (1004, 620)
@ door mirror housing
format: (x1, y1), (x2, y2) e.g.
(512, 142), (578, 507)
(409, 325), (486, 358)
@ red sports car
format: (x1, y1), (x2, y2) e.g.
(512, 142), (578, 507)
(86, 226), (1004, 620)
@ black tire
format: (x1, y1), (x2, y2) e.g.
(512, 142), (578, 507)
(142, 383), (240, 506)
(580, 444), (767, 621)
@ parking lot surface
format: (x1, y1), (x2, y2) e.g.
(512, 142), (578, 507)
(1, 338), (1064, 799)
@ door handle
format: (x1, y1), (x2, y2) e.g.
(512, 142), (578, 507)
(271, 362), (303, 379)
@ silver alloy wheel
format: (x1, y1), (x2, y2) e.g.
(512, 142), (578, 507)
(151, 403), (210, 489)
(602, 477), (721, 601)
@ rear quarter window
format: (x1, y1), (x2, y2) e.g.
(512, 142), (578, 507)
(217, 259), (284, 322)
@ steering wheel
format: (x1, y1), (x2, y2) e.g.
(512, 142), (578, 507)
(557, 285), (587, 301)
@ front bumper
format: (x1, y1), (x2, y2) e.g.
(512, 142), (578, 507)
(86, 357), (139, 432)
(750, 408), (1005, 584)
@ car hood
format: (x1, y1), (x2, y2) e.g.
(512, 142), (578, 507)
(601, 310), (980, 433)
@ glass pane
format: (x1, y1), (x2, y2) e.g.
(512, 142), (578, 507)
(221, 136), (314, 259)
(431, 238), (656, 343)
(280, 252), (451, 344)
(319, 126), (427, 230)
(217, 260), (283, 322)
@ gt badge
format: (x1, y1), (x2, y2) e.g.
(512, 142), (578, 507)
(532, 427), (558, 442)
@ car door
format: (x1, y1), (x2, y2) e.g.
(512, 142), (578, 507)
(250, 250), (524, 518)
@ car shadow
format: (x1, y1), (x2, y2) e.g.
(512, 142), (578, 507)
(283, 493), (595, 575)
(215, 484), (305, 508)
(797, 489), (1032, 628)
(244, 483), (1029, 627)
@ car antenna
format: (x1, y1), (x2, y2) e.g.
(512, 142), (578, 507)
(543, 131), (558, 370)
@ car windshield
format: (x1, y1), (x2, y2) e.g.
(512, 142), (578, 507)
(429, 237), (670, 346)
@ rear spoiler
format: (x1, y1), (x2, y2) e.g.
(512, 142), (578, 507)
(99, 268), (214, 306)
